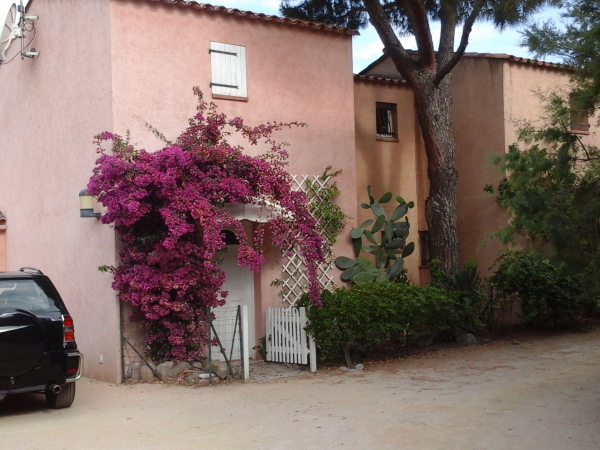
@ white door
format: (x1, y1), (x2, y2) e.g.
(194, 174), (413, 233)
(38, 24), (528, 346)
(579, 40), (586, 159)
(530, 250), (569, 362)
(211, 242), (254, 361)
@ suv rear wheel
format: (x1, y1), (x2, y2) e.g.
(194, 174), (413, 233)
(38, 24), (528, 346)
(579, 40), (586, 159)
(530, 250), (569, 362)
(45, 382), (76, 409)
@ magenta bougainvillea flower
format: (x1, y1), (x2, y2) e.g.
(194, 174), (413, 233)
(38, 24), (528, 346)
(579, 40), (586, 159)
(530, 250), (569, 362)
(88, 89), (325, 361)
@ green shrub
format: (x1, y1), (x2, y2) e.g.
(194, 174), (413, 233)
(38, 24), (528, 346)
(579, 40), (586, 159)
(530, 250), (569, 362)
(298, 283), (461, 366)
(430, 258), (487, 333)
(490, 250), (584, 325)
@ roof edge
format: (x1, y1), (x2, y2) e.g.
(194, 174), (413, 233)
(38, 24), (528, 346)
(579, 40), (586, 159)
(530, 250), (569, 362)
(353, 74), (407, 86)
(134, 0), (359, 36)
(358, 53), (387, 76)
(359, 51), (572, 76)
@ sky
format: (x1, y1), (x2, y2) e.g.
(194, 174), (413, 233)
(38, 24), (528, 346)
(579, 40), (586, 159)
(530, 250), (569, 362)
(218, 0), (562, 72)
(1, 0), (561, 73)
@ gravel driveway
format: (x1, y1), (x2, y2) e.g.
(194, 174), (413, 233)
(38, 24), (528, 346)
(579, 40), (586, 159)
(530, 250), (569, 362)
(2, 329), (599, 450)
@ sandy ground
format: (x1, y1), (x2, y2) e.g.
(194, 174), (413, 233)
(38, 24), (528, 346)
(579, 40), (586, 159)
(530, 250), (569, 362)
(1, 329), (599, 450)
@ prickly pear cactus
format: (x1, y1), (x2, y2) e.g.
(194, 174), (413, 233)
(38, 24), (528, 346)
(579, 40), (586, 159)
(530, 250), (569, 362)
(334, 185), (415, 284)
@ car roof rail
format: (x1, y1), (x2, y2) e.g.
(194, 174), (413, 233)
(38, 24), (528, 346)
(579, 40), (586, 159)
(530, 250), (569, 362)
(19, 267), (44, 275)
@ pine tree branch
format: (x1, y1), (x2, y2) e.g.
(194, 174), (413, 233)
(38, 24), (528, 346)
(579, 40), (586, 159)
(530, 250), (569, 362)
(438, 1), (457, 64)
(434, 0), (487, 86)
(397, 0), (435, 68)
(361, 0), (418, 83)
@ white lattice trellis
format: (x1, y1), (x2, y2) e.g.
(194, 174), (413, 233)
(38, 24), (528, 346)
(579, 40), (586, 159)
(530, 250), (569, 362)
(280, 175), (337, 307)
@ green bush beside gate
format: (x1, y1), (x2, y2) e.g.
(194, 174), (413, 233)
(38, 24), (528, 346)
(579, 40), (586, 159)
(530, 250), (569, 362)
(298, 283), (463, 363)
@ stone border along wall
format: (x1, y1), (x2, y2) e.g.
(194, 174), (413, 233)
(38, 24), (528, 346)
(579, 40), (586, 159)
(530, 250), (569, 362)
(126, 360), (241, 385)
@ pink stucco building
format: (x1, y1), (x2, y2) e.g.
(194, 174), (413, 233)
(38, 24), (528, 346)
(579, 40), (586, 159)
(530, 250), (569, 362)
(0, 0), (357, 383)
(2, 0), (597, 385)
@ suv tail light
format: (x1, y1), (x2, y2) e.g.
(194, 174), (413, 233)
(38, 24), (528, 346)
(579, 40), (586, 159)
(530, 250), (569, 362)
(63, 315), (75, 343)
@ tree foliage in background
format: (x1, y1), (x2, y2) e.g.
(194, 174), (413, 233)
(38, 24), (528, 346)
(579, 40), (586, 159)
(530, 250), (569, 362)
(486, 93), (600, 304)
(281, 0), (559, 274)
(490, 250), (584, 325)
(88, 89), (325, 361)
(521, 0), (600, 112)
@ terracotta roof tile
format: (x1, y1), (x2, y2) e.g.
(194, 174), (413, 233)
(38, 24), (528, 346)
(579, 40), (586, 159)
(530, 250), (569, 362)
(462, 52), (571, 70)
(135, 0), (359, 35)
(354, 74), (407, 85)
(358, 51), (571, 76)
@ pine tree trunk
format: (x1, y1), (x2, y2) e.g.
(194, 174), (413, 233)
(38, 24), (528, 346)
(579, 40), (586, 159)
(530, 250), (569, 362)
(413, 73), (459, 275)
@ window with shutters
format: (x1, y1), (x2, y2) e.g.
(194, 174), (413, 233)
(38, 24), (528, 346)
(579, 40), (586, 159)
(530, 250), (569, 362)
(568, 93), (591, 134)
(210, 42), (247, 100)
(376, 102), (398, 141)
(570, 105), (590, 135)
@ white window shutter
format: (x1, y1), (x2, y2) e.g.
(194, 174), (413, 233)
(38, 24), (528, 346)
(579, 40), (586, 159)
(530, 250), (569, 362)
(210, 42), (247, 98)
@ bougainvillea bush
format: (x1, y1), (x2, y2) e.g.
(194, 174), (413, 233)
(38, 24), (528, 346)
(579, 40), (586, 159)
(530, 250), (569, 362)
(88, 88), (325, 361)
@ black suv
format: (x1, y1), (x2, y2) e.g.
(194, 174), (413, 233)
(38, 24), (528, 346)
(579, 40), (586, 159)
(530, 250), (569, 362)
(0, 268), (83, 408)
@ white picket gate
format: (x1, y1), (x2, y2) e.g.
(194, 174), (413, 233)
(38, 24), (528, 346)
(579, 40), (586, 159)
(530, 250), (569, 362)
(265, 307), (316, 372)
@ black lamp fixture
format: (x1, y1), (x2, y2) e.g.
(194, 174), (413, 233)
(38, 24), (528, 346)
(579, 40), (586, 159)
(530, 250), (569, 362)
(79, 189), (101, 218)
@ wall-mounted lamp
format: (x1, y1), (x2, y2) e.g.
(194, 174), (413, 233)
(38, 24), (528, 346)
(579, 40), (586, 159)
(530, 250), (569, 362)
(79, 189), (101, 218)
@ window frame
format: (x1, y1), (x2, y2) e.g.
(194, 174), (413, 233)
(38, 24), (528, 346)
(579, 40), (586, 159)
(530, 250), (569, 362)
(570, 109), (590, 135)
(375, 102), (398, 141)
(570, 95), (590, 135)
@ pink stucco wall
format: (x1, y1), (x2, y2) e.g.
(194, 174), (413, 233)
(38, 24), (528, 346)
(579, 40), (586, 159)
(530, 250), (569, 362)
(0, 0), (121, 381)
(2, 0), (357, 381)
(109, 0), (357, 358)
(0, 231), (5, 272)
(0, 212), (6, 272)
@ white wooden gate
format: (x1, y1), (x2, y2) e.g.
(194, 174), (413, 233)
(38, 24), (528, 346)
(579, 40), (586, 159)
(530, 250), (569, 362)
(265, 307), (316, 372)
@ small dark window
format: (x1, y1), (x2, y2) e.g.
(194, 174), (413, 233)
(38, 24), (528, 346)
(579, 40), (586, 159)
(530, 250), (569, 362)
(376, 102), (398, 140)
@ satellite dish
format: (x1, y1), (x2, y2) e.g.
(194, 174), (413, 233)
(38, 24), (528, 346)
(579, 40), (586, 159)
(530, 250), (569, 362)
(0, 4), (18, 63)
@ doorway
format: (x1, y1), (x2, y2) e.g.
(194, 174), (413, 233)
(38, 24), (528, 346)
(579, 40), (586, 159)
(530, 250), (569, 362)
(212, 226), (255, 361)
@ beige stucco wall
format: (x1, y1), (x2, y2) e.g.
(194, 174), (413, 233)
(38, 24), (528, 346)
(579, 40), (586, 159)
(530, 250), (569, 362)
(455, 59), (600, 274)
(451, 57), (510, 275)
(503, 62), (600, 148)
(0, 0), (121, 381)
(360, 56), (509, 276)
(358, 54), (600, 278)
(353, 79), (427, 283)
(361, 57), (403, 79)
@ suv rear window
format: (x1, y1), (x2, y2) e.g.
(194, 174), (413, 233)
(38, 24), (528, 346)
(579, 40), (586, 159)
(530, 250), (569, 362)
(0, 279), (62, 313)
